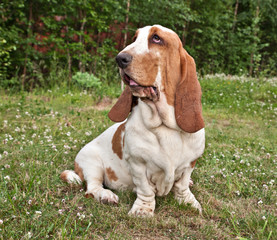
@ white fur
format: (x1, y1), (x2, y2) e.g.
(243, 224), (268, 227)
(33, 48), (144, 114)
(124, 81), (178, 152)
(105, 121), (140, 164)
(123, 26), (151, 55)
(62, 170), (82, 184)
(61, 25), (205, 216)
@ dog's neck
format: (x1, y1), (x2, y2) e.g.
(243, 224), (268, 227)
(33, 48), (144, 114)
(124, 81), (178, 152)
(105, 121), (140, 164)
(137, 91), (180, 131)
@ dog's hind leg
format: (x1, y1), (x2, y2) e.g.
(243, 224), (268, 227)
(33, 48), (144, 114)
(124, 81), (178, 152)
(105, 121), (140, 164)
(61, 160), (119, 204)
(84, 164), (119, 205)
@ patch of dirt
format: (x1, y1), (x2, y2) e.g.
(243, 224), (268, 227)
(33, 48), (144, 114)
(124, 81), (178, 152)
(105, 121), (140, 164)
(92, 96), (115, 111)
(77, 97), (117, 112)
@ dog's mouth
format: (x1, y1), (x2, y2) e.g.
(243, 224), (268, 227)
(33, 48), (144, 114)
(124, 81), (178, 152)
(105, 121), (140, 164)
(122, 72), (159, 97)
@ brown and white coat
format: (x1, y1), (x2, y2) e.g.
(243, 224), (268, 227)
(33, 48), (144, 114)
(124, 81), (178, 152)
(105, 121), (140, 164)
(61, 25), (205, 217)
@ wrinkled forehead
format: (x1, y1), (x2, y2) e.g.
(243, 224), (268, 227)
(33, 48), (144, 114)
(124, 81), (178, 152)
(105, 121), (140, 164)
(122, 25), (176, 55)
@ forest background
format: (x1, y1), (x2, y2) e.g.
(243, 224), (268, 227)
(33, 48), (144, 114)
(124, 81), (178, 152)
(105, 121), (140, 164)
(1, 0), (277, 90)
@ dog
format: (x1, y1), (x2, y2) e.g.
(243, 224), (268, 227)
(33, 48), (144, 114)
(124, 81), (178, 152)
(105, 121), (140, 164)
(61, 25), (205, 217)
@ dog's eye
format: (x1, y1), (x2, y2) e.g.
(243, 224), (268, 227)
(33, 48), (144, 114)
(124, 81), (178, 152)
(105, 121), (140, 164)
(152, 34), (161, 43)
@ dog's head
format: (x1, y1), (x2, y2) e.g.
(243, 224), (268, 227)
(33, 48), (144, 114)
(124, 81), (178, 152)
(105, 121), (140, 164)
(109, 25), (204, 133)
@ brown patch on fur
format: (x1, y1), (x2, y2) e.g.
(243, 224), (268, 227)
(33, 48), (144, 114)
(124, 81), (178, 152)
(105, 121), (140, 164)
(175, 47), (205, 133)
(190, 159), (197, 168)
(74, 162), (84, 181)
(112, 123), (125, 159)
(106, 167), (118, 182)
(60, 171), (68, 182)
(129, 52), (159, 87)
(85, 193), (94, 199)
(148, 26), (181, 106)
(149, 26), (205, 133)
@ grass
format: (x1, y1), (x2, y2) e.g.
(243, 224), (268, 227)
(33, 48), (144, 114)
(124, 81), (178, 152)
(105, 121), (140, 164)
(0, 75), (276, 239)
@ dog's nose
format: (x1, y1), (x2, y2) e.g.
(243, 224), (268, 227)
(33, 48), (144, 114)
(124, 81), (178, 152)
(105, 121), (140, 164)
(116, 53), (132, 69)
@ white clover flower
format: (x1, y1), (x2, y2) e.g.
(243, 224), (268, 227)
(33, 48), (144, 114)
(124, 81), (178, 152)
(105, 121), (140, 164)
(258, 200), (263, 204)
(85, 131), (92, 136)
(66, 132), (71, 137)
(262, 216), (266, 220)
(58, 209), (63, 214)
(64, 144), (70, 149)
(35, 211), (42, 215)
(4, 176), (10, 181)
(3, 151), (8, 156)
(28, 200), (32, 205)
(0, 220), (3, 224)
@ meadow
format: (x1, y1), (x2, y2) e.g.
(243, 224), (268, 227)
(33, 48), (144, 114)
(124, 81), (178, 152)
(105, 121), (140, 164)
(0, 75), (276, 239)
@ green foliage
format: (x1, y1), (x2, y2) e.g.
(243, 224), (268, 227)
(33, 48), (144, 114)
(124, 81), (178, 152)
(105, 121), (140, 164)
(0, 0), (276, 90)
(0, 37), (16, 84)
(72, 72), (101, 89)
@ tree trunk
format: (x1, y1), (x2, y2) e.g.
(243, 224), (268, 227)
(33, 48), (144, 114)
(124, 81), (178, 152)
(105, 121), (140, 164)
(232, 0), (239, 32)
(79, 9), (86, 72)
(22, 0), (33, 90)
(182, 22), (189, 47)
(93, 32), (101, 75)
(249, 2), (260, 76)
(122, 0), (131, 91)
(67, 47), (72, 83)
(123, 0), (130, 48)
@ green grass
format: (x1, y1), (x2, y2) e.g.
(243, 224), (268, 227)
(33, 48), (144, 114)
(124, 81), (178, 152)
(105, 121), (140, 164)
(0, 75), (276, 239)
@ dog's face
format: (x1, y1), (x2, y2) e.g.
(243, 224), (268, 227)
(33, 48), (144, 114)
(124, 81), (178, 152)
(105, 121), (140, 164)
(116, 25), (181, 101)
(111, 25), (204, 134)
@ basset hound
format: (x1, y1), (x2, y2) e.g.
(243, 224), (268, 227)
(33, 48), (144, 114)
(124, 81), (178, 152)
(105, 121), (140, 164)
(61, 25), (205, 217)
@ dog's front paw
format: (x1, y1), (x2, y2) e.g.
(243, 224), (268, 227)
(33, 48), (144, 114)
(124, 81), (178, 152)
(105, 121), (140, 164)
(175, 189), (202, 213)
(128, 198), (155, 217)
(85, 189), (119, 205)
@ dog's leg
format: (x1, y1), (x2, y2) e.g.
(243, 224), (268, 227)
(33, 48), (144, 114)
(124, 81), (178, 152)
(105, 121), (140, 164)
(80, 161), (119, 205)
(173, 167), (202, 213)
(128, 160), (156, 217)
(61, 155), (119, 205)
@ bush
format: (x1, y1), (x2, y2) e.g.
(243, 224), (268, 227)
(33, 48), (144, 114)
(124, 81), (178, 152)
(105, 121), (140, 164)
(0, 37), (16, 85)
(72, 72), (102, 89)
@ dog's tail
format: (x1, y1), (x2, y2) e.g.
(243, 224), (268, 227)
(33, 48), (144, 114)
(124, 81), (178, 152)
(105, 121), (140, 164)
(60, 170), (82, 185)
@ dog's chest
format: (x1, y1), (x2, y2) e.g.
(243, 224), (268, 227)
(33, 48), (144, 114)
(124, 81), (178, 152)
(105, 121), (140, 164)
(124, 121), (196, 172)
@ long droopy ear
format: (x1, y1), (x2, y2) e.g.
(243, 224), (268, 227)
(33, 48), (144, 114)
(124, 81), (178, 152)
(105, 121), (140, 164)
(108, 86), (133, 122)
(175, 48), (205, 133)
